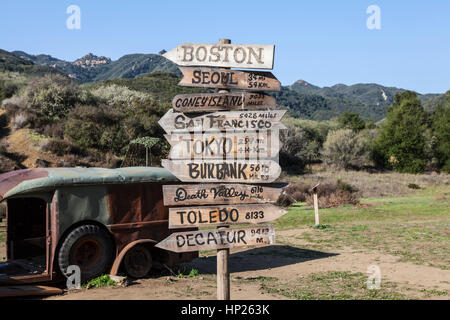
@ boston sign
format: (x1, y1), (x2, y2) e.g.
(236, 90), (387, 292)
(163, 43), (275, 69)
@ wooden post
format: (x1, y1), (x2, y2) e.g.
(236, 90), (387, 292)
(217, 38), (231, 301)
(314, 193), (319, 226)
(312, 183), (320, 226)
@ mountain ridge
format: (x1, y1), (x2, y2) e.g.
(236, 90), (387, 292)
(1, 49), (447, 121)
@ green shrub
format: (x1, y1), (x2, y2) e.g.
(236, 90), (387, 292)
(84, 275), (117, 288)
(23, 75), (95, 123)
(322, 129), (372, 169)
(372, 91), (429, 173)
(42, 139), (85, 157)
(338, 111), (366, 132)
(431, 92), (450, 173)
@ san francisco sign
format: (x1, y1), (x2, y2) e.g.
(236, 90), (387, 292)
(172, 92), (276, 113)
(178, 67), (281, 92)
(168, 204), (287, 229)
(165, 131), (281, 160)
(163, 43), (275, 69)
(155, 225), (275, 253)
(159, 109), (287, 133)
(163, 184), (284, 206)
(162, 159), (282, 183)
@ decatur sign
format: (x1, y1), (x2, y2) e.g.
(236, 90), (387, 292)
(155, 225), (275, 253)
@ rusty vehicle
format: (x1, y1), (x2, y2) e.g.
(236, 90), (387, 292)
(0, 167), (197, 287)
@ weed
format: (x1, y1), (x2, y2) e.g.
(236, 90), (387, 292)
(83, 275), (117, 289)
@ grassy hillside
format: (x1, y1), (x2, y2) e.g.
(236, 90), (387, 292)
(86, 72), (207, 103)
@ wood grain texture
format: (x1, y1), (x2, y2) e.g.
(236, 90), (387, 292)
(162, 159), (282, 183)
(155, 225), (275, 252)
(172, 92), (277, 112)
(163, 43), (275, 69)
(158, 109), (287, 133)
(168, 203), (287, 229)
(165, 131), (281, 160)
(178, 67), (281, 92)
(162, 183), (283, 206)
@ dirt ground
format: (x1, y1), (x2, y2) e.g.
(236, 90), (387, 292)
(46, 227), (450, 300)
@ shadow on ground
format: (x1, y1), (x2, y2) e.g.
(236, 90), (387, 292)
(180, 245), (338, 274)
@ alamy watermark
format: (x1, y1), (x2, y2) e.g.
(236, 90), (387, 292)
(66, 265), (81, 290)
(367, 265), (381, 290)
(66, 5), (81, 30)
(366, 5), (381, 30)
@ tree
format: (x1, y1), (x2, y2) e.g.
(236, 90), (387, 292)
(431, 91), (450, 172)
(372, 91), (429, 173)
(338, 111), (366, 132)
(322, 129), (371, 170)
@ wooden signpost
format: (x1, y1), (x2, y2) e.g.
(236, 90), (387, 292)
(155, 225), (275, 253)
(178, 67), (281, 92)
(168, 204), (287, 229)
(172, 92), (276, 113)
(158, 109), (287, 133)
(162, 159), (282, 183)
(163, 184), (284, 206)
(157, 39), (286, 300)
(165, 131), (281, 160)
(163, 43), (275, 69)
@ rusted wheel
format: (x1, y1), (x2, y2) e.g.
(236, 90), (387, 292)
(58, 225), (114, 282)
(123, 245), (152, 278)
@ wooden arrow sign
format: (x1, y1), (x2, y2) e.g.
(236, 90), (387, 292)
(178, 67), (281, 92)
(162, 159), (282, 183)
(172, 92), (277, 113)
(163, 184), (284, 206)
(163, 43), (275, 69)
(158, 109), (287, 133)
(165, 131), (281, 160)
(168, 204), (287, 229)
(155, 225), (275, 253)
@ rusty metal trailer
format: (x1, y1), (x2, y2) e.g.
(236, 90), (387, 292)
(0, 167), (197, 291)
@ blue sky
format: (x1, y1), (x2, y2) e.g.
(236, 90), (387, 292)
(1, 0), (449, 93)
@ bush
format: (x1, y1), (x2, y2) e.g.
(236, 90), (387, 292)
(283, 180), (359, 208)
(306, 190), (359, 208)
(23, 75), (95, 124)
(372, 91), (429, 173)
(284, 182), (310, 202)
(305, 182), (359, 208)
(276, 194), (294, 207)
(408, 183), (420, 190)
(41, 139), (85, 157)
(11, 113), (28, 130)
(431, 92), (450, 173)
(338, 111), (366, 132)
(322, 129), (372, 170)
(90, 84), (152, 109)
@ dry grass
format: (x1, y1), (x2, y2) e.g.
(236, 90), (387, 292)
(282, 170), (450, 198)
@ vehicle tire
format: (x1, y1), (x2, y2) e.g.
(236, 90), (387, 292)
(123, 245), (152, 278)
(58, 224), (114, 282)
